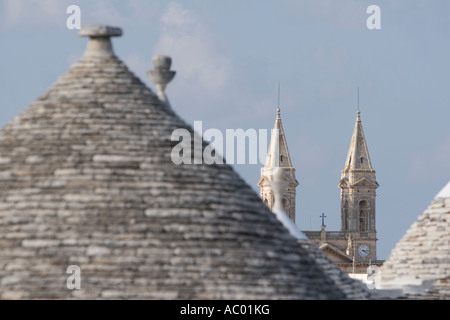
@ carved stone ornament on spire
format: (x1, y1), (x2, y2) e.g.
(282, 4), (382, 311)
(147, 55), (176, 106)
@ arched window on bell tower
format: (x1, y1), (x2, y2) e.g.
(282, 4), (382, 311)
(359, 200), (369, 232)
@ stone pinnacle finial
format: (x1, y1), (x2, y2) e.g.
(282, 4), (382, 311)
(147, 55), (176, 104)
(79, 25), (122, 58)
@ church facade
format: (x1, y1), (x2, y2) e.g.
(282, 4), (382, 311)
(259, 109), (384, 274)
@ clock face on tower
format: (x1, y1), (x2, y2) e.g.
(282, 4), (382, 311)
(358, 244), (370, 257)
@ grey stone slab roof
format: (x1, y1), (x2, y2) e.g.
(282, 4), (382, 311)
(380, 193), (450, 299)
(0, 26), (346, 299)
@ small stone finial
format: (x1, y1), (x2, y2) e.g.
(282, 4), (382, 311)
(79, 25), (122, 58)
(356, 110), (361, 120)
(276, 108), (281, 119)
(147, 55), (176, 103)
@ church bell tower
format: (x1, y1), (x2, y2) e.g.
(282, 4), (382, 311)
(338, 111), (379, 261)
(258, 108), (299, 222)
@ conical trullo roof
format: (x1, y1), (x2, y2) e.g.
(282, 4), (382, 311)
(0, 26), (346, 299)
(380, 182), (450, 299)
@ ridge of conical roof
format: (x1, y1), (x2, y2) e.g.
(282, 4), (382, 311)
(0, 26), (345, 299)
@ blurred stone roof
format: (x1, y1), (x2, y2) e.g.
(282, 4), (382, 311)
(0, 26), (347, 299)
(380, 183), (450, 299)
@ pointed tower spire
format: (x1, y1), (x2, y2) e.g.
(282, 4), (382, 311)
(258, 108), (299, 222)
(263, 108), (294, 168)
(343, 110), (373, 171)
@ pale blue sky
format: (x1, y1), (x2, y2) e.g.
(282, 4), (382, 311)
(1, 0), (450, 260)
